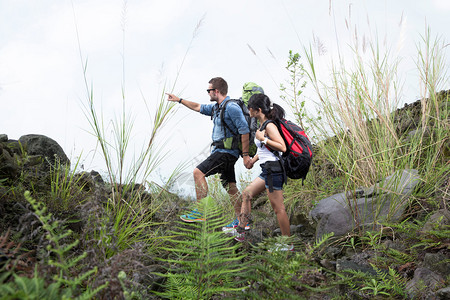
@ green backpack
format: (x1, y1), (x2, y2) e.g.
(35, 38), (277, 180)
(213, 82), (264, 157)
(242, 82), (265, 105)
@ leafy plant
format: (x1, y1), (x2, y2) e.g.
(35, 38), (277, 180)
(117, 271), (143, 300)
(389, 214), (450, 251)
(384, 248), (415, 265)
(242, 233), (335, 299)
(360, 278), (391, 297)
(23, 191), (107, 299)
(0, 268), (68, 300)
(280, 50), (308, 130)
(344, 234), (361, 252)
(361, 265), (407, 298)
(360, 230), (383, 249)
(153, 196), (248, 299)
(340, 265), (407, 299)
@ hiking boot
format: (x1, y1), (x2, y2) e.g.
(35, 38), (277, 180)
(234, 231), (246, 242)
(267, 243), (294, 252)
(180, 209), (204, 222)
(222, 218), (250, 234)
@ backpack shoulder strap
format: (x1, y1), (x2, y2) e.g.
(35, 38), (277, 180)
(259, 119), (273, 131)
(260, 119), (289, 153)
(259, 120), (278, 153)
(211, 103), (220, 120)
(260, 119), (283, 138)
(220, 99), (238, 136)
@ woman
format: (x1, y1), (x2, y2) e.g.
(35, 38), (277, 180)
(234, 94), (292, 251)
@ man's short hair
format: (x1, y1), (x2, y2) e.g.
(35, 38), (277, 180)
(209, 77), (228, 95)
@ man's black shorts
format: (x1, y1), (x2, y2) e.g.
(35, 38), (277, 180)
(196, 151), (238, 187)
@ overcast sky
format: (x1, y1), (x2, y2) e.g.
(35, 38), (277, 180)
(1, 0), (449, 195)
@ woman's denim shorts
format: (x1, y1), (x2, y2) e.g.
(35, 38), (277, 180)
(259, 163), (285, 191)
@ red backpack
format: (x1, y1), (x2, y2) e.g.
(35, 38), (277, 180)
(261, 119), (313, 182)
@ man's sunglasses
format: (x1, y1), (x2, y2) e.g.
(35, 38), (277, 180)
(207, 88), (216, 93)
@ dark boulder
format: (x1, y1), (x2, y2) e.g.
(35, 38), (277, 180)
(18, 134), (70, 167)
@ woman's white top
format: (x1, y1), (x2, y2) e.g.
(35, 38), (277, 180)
(255, 137), (280, 164)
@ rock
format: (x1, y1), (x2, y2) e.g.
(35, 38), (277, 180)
(436, 286), (450, 300)
(0, 144), (19, 179)
(291, 224), (304, 234)
(406, 267), (444, 299)
(336, 256), (377, 276)
(90, 170), (104, 184)
(324, 246), (341, 259)
(309, 191), (351, 237)
(74, 170), (105, 192)
(408, 126), (431, 139)
(275, 225), (301, 235)
(5, 139), (21, 154)
(423, 252), (450, 277)
(421, 209), (450, 232)
(382, 239), (406, 252)
(0, 134), (7, 142)
(18, 134), (70, 167)
(23, 155), (44, 167)
(319, 259), (336, 270)
(310, 169), (421, 239)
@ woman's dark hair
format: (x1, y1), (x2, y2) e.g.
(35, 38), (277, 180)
(248, 94), (285, 120)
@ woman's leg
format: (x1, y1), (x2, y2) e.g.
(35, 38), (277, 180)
(267, 190), (290, 236)
(239, 177), (266, 228)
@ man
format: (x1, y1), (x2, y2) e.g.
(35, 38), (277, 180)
(166, 77), (251, 222)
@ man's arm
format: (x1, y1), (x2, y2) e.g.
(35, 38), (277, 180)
(241, 133), (249, 155)
(225, 103), (252, 168)
(241, 133), (252, 169)
(166, 93), (201, 112)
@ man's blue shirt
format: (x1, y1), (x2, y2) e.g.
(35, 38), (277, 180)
(200, 97), (250, 158)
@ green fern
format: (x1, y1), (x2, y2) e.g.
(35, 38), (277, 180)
(153, 196), (248, 299)
(338, 264), (407, 298)
(391, 215), (450, 250)
(242, 234), (335, 299)
(313, 232), (335, 253)
(368, 264), (407, 298)
(0, 269), (69, 300)
(385, 248), (415, 264)
(161, 275), (200, 300)
(22, 191), (108, 299)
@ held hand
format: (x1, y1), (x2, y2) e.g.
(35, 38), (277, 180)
(255, 129), (265, 141)
(243, 156), (253, 169)
(165, 93), (179, 102)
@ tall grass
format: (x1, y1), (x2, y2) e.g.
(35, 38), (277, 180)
(78, 50), (177, 258)
(302, 27), (448, 231)
(49, 155), (86, 210)
(305, 27), (447, 182)
(407, 30), (449, 202)
(305, 40), (402, 187)
(73, 4), (204, 257)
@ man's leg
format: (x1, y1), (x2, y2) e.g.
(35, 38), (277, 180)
(179, 168), (207, 222)
(193, 167), (208, 200)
